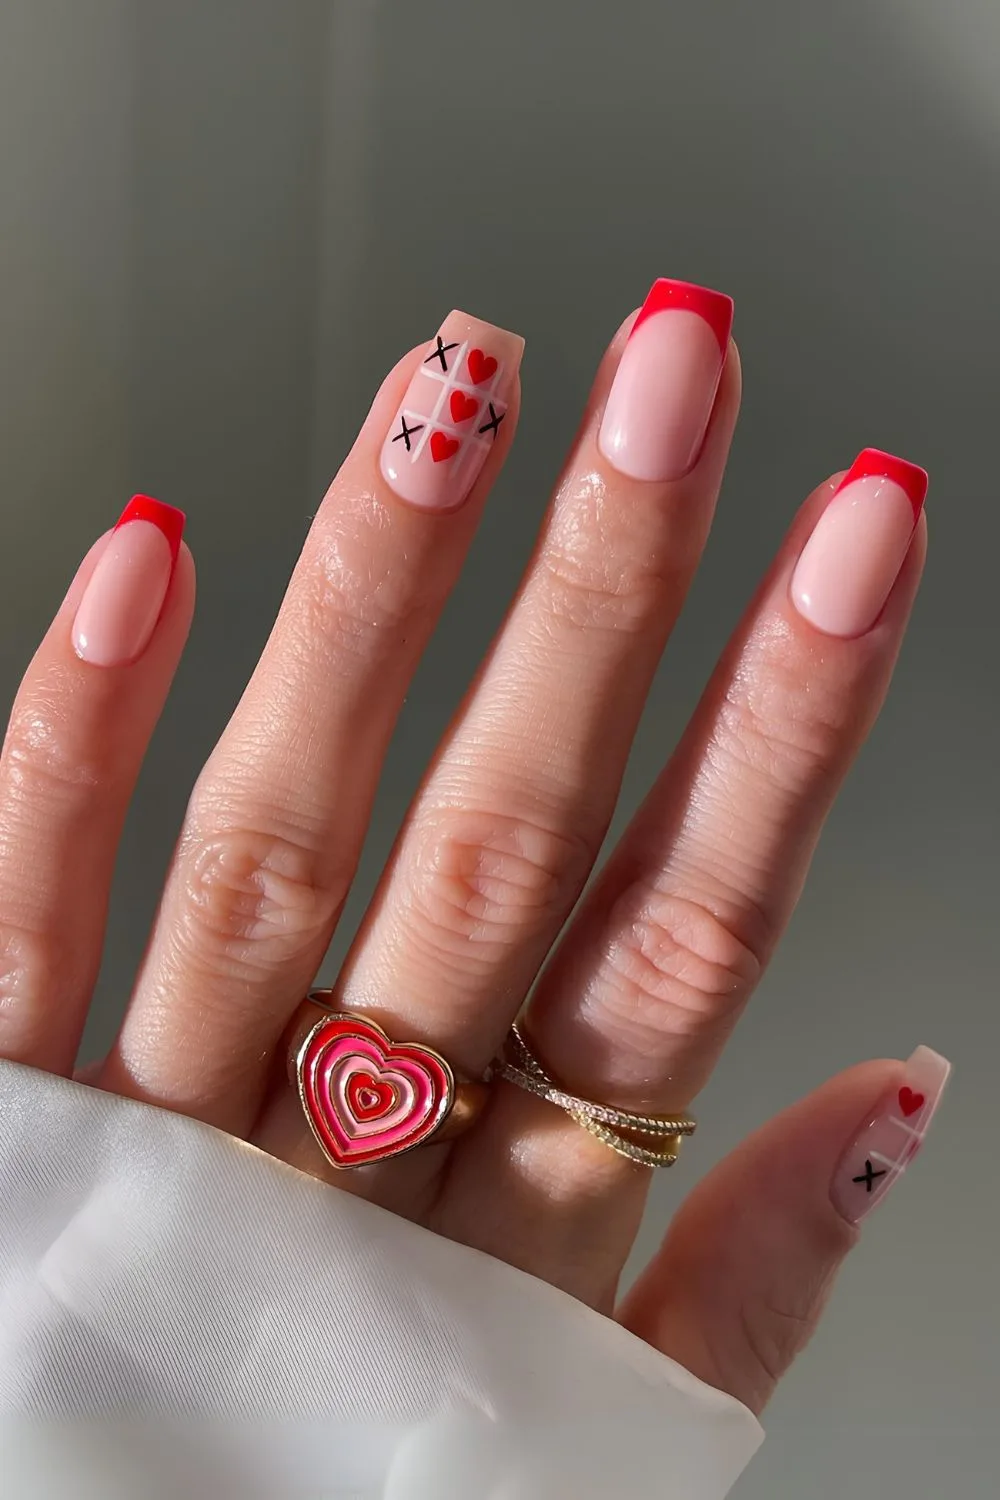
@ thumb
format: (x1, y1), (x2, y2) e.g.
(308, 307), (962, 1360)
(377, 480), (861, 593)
(617, 1048), (951, 1417)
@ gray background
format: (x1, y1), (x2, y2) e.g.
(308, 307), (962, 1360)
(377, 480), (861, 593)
(0, 0), (997, 1493)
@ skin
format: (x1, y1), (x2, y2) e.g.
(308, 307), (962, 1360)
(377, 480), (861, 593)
(0, 311), (927, 1418)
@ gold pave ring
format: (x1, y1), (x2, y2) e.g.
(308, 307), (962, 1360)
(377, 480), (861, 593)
(495, 1024), (696, 1168)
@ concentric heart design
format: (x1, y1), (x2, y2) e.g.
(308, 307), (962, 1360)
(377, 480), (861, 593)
(297, 1014), (453, 1168)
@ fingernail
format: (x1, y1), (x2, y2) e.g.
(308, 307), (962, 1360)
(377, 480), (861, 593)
(379, 311), (524, 512)
(71, 495), (185, 666)
(597, 277), (733, 482)
(831, 1046), (951, 1225)
(790, 448), (928, 638)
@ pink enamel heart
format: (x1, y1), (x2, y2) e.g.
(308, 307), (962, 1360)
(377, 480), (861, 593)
(297, 1014), (453, 1168)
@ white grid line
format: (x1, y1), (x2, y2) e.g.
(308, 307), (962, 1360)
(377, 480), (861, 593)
(886, 1114), (923, 1141)
(406, 337), (506, 474)
(869, 1149), (909, 1174)
(422, 361), (506, 402)
(409, 339), (462, 465)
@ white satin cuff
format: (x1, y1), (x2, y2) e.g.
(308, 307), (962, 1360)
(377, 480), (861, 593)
(0, 1061), (762, 1497)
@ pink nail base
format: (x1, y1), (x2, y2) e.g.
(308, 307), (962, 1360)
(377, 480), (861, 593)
(597, 278), (733, 484)
(790, 449), (927, 639)
(830, 1046), (951, 1225)
(71, 495), (185, 667)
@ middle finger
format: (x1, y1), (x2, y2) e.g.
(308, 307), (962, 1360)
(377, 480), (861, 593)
(325, 280), (737, 1074)
(458, 451), (928, 1298)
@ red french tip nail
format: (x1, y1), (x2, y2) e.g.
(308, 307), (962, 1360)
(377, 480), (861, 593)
(630, 277), (735, 356)
(834, 448), (928, 521)
(114, 494), (186, 565)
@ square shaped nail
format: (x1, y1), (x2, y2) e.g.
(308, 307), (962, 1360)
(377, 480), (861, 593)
(831, 1046), (951, 1224)
(379, 311), (524, 512)
(790, 448), (928, 638)
(598, 278), (734, 482)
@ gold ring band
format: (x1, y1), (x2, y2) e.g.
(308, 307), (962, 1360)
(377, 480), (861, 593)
(495, 1024), (696, 1168)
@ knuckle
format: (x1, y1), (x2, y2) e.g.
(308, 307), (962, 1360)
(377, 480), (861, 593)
(594, 882), (765, 1049)
(537, 505), (674, 638)
(716, 626), (852, 793)
(737, 1276), (833, 1394)
(0, 921), (60, 1048)
(406, 807), (595, 974)
(174, 823), (345, 978)
(2, 685), (105, 812)
(299, 504), (440, 666)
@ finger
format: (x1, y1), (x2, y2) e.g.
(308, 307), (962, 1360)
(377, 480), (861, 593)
(618, 1047), (951, 1415)
(450, 449), (928, 1278)
(525, 449), (928, 1102)
(325, 280), (738, 1076)
(0, 498), (192, 1070)
(100, 312), (523, 1127)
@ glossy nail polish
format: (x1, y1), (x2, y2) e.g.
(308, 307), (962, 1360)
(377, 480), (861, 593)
(379, 311), (524, 512)
(830, 1046), (951, 1225)
(598, 278), (734, 482)
(790, 448), (927, 637)
(71, 495), (185, 667)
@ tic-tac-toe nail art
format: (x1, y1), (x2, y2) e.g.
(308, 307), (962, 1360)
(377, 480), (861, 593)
(830, 1046), (951, 1225)
(379, 312), (524, 511)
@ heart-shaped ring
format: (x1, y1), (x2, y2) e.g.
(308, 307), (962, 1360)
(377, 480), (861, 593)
(294, 995), (489, 1169)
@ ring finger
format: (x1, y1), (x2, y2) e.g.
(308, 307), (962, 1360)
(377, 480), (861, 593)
(456, 449), (929, 1298)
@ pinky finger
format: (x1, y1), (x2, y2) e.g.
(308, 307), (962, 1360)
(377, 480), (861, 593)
(0, 497), (193, 1071)
(618, 1048), (951, 1416)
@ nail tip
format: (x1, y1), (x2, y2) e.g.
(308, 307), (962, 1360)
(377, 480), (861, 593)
(906, 1044), (953, 1080)
(842, 448), (929, 518)
(444, 310), (525, 365)
(634, 277), (735, 352)
(116, 494), (186, 562)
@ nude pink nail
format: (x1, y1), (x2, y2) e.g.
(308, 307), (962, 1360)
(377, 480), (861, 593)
(790, 448), (928, 638)
(71, 495), (185, 667)
(598, 278), (733, 482)
(831, 1047), (951, 1225)
(379, 311), (524, 512)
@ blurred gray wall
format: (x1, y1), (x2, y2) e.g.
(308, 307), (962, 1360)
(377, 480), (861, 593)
(1, 1), (997, 1493)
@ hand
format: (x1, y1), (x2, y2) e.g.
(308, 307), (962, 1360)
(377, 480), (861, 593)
(0, 283), (948, 1417)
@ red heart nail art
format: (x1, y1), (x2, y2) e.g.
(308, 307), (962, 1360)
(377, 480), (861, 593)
(899, 1086), (925, 1117)
(430, 431), (460, 463)
(450, 390), (479, 424)
(467, 349), (498, 386)
(297, 1014), (453, 1168)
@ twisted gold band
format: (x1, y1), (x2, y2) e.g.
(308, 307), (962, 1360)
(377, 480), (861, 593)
(495, 1024), (696, 1168)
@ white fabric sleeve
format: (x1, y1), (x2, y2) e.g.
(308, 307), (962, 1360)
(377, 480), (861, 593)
(0, 1060), (762, 1498)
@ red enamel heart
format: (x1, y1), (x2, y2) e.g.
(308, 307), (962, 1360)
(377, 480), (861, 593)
(449, 390), (479, 423)
(898, 1086), (925, 1118)
(346, 1070), (395, 1122)
(430, 430), (460, 463)
(297, 1014), (453, 1168)
(467, 348), (498, 386)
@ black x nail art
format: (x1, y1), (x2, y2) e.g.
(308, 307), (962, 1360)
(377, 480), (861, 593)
(392, 414), (424, 452)
(477, 401), (505, 440)
(424, 335), (460, 373)
(852, 1159), (888, 1193)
